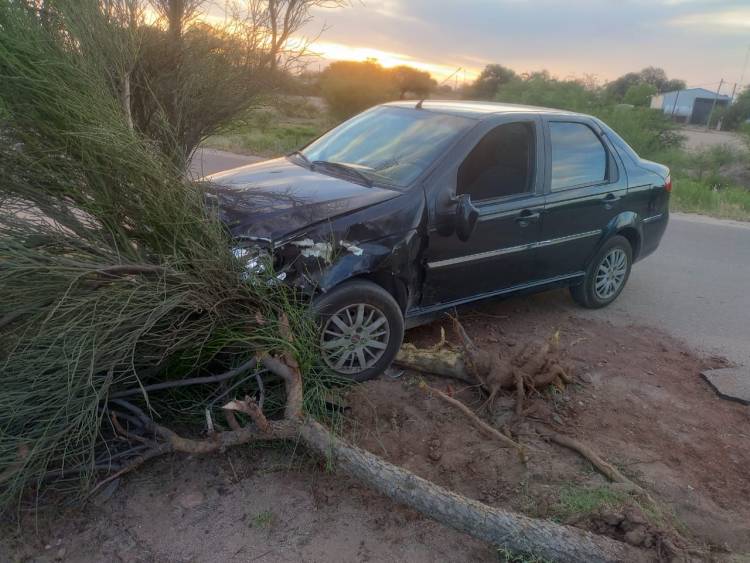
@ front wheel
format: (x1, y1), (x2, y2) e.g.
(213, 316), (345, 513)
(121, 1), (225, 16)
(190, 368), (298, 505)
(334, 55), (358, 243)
(570, 235), (633, 309)
(312, 280), (404, 382)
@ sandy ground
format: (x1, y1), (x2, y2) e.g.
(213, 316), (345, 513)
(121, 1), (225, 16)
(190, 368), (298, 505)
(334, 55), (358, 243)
(3, 293), (750, 562)
(680, 128), (745, 152)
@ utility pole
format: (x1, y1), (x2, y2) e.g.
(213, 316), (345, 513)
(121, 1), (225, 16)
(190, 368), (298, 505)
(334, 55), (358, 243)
(739, 44), (750, 95)
(670, 90), (681, 120)
(706, 78), (724, 131)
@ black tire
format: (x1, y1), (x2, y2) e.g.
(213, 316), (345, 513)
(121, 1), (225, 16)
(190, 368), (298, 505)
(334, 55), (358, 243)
(312, 280), (404, 382)
(570, 235), (633, 309)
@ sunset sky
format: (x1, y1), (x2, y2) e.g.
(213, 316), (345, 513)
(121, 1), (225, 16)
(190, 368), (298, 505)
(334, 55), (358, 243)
(299, 0), (750, 95)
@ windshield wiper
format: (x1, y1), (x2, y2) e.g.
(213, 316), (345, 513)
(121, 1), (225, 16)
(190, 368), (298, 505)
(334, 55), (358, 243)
(288, 150), (312, 167)
(311, 160), (373, 187)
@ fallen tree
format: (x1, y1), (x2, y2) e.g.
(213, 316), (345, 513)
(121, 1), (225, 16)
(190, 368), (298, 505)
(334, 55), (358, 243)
(0, 5), (656, 561)
(91, 329), (651, 563)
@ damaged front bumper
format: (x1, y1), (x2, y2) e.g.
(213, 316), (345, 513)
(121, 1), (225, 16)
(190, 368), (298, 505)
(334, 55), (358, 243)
(232, 236), (369, 294)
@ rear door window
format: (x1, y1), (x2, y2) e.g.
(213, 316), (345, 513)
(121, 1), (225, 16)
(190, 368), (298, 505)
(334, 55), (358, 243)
(549, 122), (607, 190)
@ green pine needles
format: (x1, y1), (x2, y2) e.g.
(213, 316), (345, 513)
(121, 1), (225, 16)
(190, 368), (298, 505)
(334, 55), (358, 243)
(0, 2), (328, 511)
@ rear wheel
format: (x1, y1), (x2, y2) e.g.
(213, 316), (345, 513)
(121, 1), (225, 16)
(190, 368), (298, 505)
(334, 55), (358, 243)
(570, 235), (632, 309)
(313, 280), (404, 382)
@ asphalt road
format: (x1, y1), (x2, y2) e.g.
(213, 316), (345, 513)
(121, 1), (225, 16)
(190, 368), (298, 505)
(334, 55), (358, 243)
(193, 149), (750, 367)
(568, 213), (750, 368)
(190, 148), (262, 178)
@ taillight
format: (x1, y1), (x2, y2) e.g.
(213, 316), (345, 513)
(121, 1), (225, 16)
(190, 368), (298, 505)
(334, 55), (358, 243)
(664, 175), (672, 192)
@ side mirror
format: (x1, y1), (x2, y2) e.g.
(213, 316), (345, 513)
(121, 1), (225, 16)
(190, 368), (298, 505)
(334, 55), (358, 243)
(455, 194), (479, 242)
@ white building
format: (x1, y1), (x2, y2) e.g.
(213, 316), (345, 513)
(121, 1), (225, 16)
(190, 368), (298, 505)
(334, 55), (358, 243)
(650, 88), (732, 125)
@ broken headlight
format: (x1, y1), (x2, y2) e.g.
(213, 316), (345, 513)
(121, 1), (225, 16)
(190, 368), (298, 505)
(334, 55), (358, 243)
(231, 244), (288, 282)
(232, 245), (270, 275)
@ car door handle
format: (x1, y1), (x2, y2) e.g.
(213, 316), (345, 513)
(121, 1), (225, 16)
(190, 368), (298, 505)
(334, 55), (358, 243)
(515, 210), (540, 226)
(602, 193), (620, 210)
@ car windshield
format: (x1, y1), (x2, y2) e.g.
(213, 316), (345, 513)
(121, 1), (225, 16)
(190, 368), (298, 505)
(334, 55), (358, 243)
(300, 106), (474, 188)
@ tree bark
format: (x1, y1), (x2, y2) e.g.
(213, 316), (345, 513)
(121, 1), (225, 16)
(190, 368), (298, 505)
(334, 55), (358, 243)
(298, 419), (652, 563)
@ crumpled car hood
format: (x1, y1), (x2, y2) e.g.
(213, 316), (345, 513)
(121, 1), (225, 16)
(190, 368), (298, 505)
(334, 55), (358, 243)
(205, 157), (402, 242)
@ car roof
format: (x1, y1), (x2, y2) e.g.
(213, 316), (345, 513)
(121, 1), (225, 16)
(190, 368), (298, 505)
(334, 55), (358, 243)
(383, 99), (582, 120)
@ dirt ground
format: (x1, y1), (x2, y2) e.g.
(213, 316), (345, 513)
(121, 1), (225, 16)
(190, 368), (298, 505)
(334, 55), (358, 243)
(3, 291), (750, 562)
(680, 128), (746, 153)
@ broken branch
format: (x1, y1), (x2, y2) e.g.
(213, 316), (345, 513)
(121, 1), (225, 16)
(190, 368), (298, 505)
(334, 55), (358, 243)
(222, 395), (271, 433)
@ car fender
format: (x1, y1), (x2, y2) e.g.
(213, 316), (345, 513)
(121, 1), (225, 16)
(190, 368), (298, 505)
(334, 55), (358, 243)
(594, 211), (643, 263)
(282, 229), (424, 309)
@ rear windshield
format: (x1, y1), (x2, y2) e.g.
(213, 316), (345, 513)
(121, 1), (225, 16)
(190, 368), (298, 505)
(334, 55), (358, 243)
(302, 106), (474, 188)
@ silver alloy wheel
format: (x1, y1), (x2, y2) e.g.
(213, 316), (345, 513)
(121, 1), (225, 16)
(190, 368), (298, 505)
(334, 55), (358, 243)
(594, 247), (628, 300)
(320, 303), (390, 374)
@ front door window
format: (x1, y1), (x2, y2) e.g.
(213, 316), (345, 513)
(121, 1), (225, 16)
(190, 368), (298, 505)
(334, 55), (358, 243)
(457, 122), (535, 201)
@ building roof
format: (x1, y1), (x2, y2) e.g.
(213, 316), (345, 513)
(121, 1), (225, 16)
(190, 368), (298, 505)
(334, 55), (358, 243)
(383, 99), (579, 119)
(660, 87), (732, 100)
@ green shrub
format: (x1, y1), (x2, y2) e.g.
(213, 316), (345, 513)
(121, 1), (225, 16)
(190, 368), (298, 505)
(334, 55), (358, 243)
(253, 109), (275, 132)
(274, 96), (322, 119)
(594, 106), (683, 158)
(722, 87), (750, 130)
(622, 83), (657, 107)
(320, 60), (398, 119)
(496, 71), (599, 112)
(207, 122), (326, 157)
(671, 178), (750, 220)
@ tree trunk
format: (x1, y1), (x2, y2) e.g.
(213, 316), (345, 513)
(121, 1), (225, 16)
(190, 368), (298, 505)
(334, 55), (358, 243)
(395, 343), (473, 382)
(299, 420), (652, 563)
(120, 72), (133, 130)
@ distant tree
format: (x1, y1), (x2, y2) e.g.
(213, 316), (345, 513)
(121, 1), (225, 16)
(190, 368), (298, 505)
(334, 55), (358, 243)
(390, 65), (436, 99)
(495, 71), (599, 112)
(435, 84), (454, 96)
(723, 87), (750, 130)
(605, 72), (641, 100)
(606, 67), (686, 101)
(320, 59), (398, 119)
(623, 83), (657, 107)
(638, 66), (687, 93)
(468, 64), (516, 100)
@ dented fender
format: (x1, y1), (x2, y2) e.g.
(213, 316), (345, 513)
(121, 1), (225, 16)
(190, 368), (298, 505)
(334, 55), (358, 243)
(279, 229), (424, 306)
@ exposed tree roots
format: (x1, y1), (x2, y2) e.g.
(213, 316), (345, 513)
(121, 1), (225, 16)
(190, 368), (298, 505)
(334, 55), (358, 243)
(397, 315), (572, 415)
(395, 316), (655, 502)
(420, 382), (527, 462)
(538, 427), (650, 498)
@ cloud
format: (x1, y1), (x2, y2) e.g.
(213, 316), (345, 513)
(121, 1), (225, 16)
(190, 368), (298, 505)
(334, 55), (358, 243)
(668, 8), (750, 30)
(658, 0), (725, 4)
(303, 39), (481, 81)
(300, 0), (749, 85)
